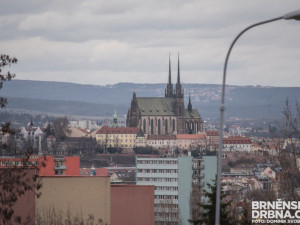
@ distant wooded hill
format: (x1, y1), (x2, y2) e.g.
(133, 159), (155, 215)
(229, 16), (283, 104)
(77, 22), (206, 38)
(1, 80), (299, 119)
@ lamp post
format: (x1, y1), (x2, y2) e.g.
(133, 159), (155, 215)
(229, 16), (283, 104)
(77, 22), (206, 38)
(215, 9), (300, 225)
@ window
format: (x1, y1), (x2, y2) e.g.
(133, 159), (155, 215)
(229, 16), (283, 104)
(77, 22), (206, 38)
(165, 119), (168, 134)
(172, 119), (176, 132)
(158, 119), (161, 135)
(151, 119), (154, 135)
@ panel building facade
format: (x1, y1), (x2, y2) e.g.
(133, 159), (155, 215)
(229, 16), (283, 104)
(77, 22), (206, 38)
(136, 156), (202, 225)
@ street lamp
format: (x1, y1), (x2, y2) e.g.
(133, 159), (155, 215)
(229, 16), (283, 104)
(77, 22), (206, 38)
(215, 9), (300, 225)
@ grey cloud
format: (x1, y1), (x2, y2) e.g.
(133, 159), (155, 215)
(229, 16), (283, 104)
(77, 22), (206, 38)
(1, 0), (300, 87)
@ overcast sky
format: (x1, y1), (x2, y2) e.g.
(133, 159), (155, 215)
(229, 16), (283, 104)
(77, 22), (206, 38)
(1, 0), (300, 87)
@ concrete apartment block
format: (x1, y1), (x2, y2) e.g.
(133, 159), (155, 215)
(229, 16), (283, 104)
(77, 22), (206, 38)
(136, 156), (196, 225)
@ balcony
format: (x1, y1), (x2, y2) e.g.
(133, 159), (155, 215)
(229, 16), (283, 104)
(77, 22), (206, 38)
(54, 165), (66, 170)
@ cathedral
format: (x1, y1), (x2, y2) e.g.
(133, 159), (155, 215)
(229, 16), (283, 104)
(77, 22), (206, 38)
(126, 55), (203, 135)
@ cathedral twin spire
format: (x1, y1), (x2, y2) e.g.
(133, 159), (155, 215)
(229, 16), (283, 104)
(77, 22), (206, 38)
(165, 53), (182, 98)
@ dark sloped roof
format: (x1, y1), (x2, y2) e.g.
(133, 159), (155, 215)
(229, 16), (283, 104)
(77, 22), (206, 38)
(136, 97), (176, 116)
(184, 109), (201, 119)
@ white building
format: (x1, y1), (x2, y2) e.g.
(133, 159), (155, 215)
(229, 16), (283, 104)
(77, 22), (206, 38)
(223, 136), (252, 152)
(136, 156), (200, 225)
(20, 125), (44, 152)
(146, 135), (177, 151)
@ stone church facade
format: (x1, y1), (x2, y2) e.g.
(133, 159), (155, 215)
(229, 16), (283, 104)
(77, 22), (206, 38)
(126, 56), (203, 135)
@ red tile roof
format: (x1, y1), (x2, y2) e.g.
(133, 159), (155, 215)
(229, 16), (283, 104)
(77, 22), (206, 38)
(176, 134), (206, 140)
(77, 128), (89, 134)
(96, 126), (141, 134)
(223, 136), (251, 144)
(206, 131), (219, 136)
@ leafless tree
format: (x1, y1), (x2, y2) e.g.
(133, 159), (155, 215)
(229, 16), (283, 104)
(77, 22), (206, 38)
(0, 54), (44, 224)
(272, 99), (300, 201)
(35, 206), (107, 225)
(155, 199), (181, 225)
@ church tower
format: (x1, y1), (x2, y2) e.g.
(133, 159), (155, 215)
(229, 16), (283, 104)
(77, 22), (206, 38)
(174, 54), (185, 133)
(112, 109), (118, 127)
(126, 92), (139, 127)
(188, 94), (192, 112)
(165, 54), (173, 98)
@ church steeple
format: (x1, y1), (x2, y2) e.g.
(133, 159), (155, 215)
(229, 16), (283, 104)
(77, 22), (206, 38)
(113, 108), (118, 127)
(188, 94), (192, 111)
(165, 54), (173, 98)
(177, 53), (180, 84)
(175, 53), (183, 98)
(168, 53), (171, 84)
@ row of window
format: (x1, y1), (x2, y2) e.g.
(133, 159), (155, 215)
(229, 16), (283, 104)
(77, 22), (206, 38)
(143, 118), (176, 135)
(155, 195), (178, 200)
(155, 203), (178, 209)
(156, 220), (179, 225)
(148, 141), (176, 145)
(224, 144), (251, 148)
(178, 139), (200, 143)
(155, 212), (178, 218)
(137, 160), (177, 165)
(98, 134), (135, 138)
(137, 177), (178, 182)
(138, 169), (178, 174)
(155, 186), (178, 191)
(1, 161), (39, 166)
(103, 139), (133, 143)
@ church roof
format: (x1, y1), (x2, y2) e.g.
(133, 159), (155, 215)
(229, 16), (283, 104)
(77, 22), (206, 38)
(184, 109), (201, 119)
(136, 97), (176, 116)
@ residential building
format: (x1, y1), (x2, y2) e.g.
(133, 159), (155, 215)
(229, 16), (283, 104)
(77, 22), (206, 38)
(205, 130), (219, 151)
(135, 131), (147, 147)
(252, 164), (281, 193)
(66, 127), (90, 138)
(223, 136), (252, 152)
(136, 156), (198, 225)
(0, 155), (80, 176)
(176, 133), (207, 151)
(96, 126), (140, 149)
(127, 55), (203, 135)
(69, 120), (100, 130)
(20, 124), (44, 153)
(111, 185), (155, 225)
(146, 135), (177, 152)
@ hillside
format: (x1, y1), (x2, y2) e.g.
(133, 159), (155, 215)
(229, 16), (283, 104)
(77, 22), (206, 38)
(1, 80), (300, 119)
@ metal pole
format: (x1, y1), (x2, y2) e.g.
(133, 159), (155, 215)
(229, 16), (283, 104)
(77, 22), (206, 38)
(214, 16), (283, 225)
